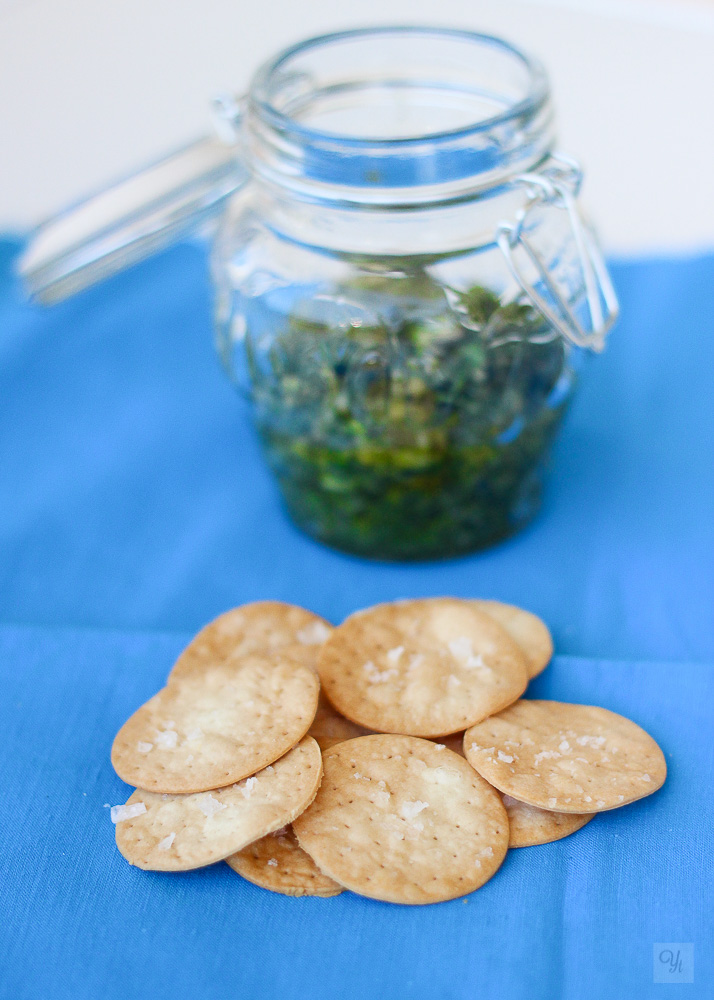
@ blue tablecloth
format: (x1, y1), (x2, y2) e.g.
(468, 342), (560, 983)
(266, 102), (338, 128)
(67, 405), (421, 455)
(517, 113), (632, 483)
(1, 237), (713, 999)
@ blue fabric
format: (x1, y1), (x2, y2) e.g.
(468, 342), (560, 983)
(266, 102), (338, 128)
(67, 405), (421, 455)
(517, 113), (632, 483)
(1, 237), (713, 998)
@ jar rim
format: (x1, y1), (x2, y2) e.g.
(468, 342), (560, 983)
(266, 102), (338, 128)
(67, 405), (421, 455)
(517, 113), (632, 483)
(250, 25), (550, 148)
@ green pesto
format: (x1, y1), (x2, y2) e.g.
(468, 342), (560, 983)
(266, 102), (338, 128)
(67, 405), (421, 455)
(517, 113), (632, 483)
(246, 271), (575, 560)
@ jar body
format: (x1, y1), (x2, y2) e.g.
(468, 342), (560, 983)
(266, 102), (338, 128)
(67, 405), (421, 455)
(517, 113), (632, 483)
(17, 28), (615, 560)
(213, 183), (586, 560)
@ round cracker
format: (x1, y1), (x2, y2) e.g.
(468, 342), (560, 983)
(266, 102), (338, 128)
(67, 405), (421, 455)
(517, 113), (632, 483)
(308, 692), (372, 751)
(464, 700), (666, 813)
(471, 600), (552, 678)
(114, 737), (322, 871)
(317, 599), (529, 737)
(293, 734), (509, 905)
(168, 602), (332, 681)
(226, 825), (342, 897)
(111, 654), (319, 794)
(501, 794), (594, 847)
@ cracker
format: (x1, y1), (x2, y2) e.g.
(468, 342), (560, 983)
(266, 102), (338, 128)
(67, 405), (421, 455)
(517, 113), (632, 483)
(114, 737), (322, 871)
(308, 692), (372, 751)
(226, 825), (342, 897)
(111, 654), (319, 793)
(501, 794), (594, 847)
(464, 700), (666, 813)
(471, 600), (552, 678)
(169, 602), (332, 681)
(317, 599), (529, 737)
(293, 734), (509, 904)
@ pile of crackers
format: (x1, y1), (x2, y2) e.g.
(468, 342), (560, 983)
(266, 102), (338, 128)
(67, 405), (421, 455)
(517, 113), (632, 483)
(110, 598), (666, 905)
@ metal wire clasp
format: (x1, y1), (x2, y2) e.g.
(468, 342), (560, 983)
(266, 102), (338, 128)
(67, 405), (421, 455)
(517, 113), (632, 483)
(496, 155), (618, 352)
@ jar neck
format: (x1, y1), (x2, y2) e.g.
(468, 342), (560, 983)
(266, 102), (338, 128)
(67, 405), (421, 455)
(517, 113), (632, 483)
(244, 177), (551, 259)
(242, 27), (556, 210)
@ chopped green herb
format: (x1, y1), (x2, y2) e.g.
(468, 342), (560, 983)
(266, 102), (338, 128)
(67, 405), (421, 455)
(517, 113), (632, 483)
(243, 267), (577, 560)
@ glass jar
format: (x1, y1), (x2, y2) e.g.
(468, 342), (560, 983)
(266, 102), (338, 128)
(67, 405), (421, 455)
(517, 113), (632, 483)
(20, 27), (617, 561)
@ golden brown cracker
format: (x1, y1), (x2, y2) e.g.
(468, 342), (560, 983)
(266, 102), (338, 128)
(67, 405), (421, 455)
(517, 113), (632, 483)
(471, 600), (552, 678)
(308, 692), (372, 751)
(168, 602), (332, 681)
(317, 599), (528, 737)
(112, 654), (319, 793)
(293, 734), (509, 904)
(465, 700), (666, 813)
(114, 737), (322, 871)
(226, 825), (342, 897)
(501, 794), (593, 847)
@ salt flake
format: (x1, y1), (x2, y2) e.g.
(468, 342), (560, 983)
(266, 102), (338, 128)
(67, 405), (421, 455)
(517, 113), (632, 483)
(296, 621), (331, 645)
(157, 832), (176, 851)
(240, 777), (258, 799)
(110, 802), (146, 824)
(497, 751), (514, 764)
(386, 646), (404, 664)
(267, 858), (278, 867)
(197, 794), (227, 818)
(576, 735), (606, 748)
(137, 741), (153, 754)
(448, 636), (474, 661)
(363, 661), (397, 684)
(155, 730), (178, 749)
(399, 800), (429, 821)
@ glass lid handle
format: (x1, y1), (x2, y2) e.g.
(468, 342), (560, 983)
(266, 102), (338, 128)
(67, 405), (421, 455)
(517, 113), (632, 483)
(496, 154), (619, 352)
(18, 95), (248, 305)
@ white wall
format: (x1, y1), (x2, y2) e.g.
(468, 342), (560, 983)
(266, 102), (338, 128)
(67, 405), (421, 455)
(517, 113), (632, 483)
(2, 0), (713, 254)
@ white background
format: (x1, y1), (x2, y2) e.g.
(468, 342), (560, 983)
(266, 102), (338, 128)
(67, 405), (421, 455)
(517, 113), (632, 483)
(2, 0), (713, 254)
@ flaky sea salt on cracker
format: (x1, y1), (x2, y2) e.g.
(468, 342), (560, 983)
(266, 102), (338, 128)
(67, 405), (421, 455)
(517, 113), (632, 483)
(110, 802), (146, 824)
(296, 621), (332, 645)
(111, 652), (319, 794)
(115, 737), (322, 872)
(317, 599), (528, 738)
(465, 700), (666, 813)
(167, 602), (333, 681)
(196, 794), (227, 819)
(293, 735), (508, 904)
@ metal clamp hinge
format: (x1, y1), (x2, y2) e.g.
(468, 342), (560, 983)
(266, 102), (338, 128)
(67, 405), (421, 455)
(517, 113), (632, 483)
(496, 156), (619, 352)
